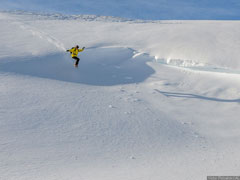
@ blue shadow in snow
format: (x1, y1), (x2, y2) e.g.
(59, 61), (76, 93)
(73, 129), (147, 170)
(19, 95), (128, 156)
(0, 47), (155, 86)
(155, 89), (240, 103)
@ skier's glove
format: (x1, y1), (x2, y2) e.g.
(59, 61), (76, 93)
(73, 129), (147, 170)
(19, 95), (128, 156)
(82, 47), (85, 50)
(66, 50), (69, 52)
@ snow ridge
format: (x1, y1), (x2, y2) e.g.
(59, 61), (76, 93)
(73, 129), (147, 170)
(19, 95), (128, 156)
(2, 10), (133, 22)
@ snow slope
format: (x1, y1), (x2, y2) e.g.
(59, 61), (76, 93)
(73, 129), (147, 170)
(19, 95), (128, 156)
(1, 11), (240, 180)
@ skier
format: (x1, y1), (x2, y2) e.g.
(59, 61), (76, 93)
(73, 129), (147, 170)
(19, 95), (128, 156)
(66, 45), (85, 67)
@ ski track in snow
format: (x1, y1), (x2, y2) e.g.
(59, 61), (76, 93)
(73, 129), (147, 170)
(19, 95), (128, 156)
(11, 19), (66, 52)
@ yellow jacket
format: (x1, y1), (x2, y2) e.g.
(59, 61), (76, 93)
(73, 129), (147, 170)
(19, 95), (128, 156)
(69, 47), (84, 57)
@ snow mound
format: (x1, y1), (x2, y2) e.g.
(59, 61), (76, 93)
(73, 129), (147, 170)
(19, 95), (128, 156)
(0, 47), (155, 85)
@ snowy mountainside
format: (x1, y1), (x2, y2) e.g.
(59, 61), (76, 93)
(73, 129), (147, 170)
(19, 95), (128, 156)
(2, 11), (240, 71)
(1, 11), (240, 180)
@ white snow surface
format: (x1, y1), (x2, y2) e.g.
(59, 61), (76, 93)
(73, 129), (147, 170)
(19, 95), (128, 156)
(1, 11), (240, 180)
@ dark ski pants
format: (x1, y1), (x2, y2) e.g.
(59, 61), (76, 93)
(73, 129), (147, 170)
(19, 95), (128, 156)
(72, 57), (80, 66)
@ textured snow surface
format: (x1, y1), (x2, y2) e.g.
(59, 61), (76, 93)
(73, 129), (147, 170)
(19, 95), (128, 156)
(1, 12), (240, 180)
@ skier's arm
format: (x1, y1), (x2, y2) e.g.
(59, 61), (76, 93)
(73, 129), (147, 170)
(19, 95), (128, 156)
(78, 47), (85, 52)
(67, 48), (74, 53)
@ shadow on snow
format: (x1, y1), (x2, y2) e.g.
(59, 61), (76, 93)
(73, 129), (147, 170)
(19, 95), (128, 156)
(155, 89), (240, 103)
(0, 47), (155, 86)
